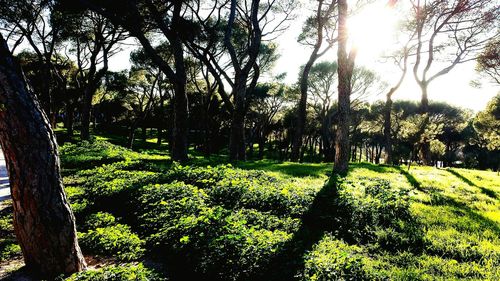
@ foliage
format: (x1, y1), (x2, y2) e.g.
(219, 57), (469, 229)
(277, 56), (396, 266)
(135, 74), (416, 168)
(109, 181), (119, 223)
(334, 177), (424, 251)
(0, 205), (21, 262)
(65, 263), (164, 281)
(84, 212), (117, 230)
(301, 236), (376, 281)
(52, 141), (500, 280)
(474, 94), (500, 151)
(79, 224), (145, 261)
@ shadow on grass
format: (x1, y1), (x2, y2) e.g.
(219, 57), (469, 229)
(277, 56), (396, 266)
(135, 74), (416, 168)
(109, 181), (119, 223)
(251, 177), (340, 280)
(236, 161), (331, 178)
(395, 166), (422, 190)
(429, 191), (500, 237)
(350, 162), (398, 173)
(0, 264), (37, 281)
(445, 169), (498, 200)
(393, 166), (500, 238)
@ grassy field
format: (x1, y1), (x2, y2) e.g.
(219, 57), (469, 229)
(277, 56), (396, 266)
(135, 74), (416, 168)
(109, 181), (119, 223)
(1, 140), (499, 280)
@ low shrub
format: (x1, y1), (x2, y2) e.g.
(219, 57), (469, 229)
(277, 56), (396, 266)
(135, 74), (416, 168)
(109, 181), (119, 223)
(84, 212), (117, 230)
(0, 207), (21, 262)
(60, 141), (132, 170)
(65, 263), (164, 281)
(0, 242), (21, 262)
(79, 224), (145, 261)
(137, 182), (298, 280)
(301, 235), (376, 280)
(334, 178), (424, 251)
(162, 164), (318, 216)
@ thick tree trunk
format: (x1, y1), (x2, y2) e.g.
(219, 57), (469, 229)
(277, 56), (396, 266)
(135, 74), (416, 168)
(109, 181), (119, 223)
(229, 81), (247, 161)
(0, 36), (86, 279)
(333, 0), (354, 175)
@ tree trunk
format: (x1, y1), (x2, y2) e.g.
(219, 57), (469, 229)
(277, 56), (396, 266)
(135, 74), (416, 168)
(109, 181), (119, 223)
(127, 122), (137, 149)
(229, 81), (247, 161)
(65, 103), (75, 137)
(80, 85), (94, 141)
(258, 137), (265, 159)
(291, 58), (315, 162)
(171, 80), (189, 162)
(141, 125), (147, 142)
(383, 94), (393, 165)
(0, 36), (86, 279)
(419, 84), (431, 165)
(333, 0), (355, 175)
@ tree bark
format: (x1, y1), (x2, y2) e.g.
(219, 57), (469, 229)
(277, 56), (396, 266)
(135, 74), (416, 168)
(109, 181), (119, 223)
(0, 35), (86, 279)
(333, 0), (355, 175)
(229, 81), (247, 161)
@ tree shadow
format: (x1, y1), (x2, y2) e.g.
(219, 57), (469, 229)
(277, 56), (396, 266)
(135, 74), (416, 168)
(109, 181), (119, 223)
(392, 166), (500, 236)
(429, 191), (500, 237)
(445, 169), (498, 200)
(251, 177), (340, 280)
(394, 166), (422, 190)
(0, 265), (37, 281)
(236, 161), (331, 178)
(351, 162), (397, 173)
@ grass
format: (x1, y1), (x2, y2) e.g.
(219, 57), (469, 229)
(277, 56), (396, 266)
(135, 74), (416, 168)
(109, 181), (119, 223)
(1, 139), (499, 280)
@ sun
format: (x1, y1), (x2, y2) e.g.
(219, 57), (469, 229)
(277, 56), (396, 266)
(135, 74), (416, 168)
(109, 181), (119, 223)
(348, 2), (400, 64)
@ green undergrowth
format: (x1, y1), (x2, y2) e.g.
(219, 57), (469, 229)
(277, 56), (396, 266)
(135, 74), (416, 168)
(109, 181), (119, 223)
(0, 203), (21, 262)
(65, 263), (164, 281)
(10, 139), (495, 280)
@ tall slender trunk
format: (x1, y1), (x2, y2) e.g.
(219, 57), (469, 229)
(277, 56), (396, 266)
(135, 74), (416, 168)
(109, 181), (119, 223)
(0, 36), (86, 279)
(127, 122), (137, 149)
(80, 85), (95, 140)
(333, 0), (355, 175)
(65, 103), (75, 137)
(383, 94), (393, 164)
(419, 83), (431, 165)
(291, 0), (333, 162)
(172, 81), (189, 162)
(291, 58), (315, 162)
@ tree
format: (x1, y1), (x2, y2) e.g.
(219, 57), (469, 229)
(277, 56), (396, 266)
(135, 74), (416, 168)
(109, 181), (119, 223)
(0, 35), (86, 279)
(474, 94), (500, 152)
(408, 0), (497, 165)
(382, 27), (415, 164)
(291, 0), (338, 161)
(307, 61), (338, 161)
(73, 0), (193, 162)
(62, 10), (127, 141)
(333, 0), (357, 175)
(476, 39), (500, 84)
(186, 0), (294, 160)
(0, 0), (68, 126)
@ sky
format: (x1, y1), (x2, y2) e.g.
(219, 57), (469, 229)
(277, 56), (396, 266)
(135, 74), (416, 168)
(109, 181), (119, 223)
(108, 1), (499, 112)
